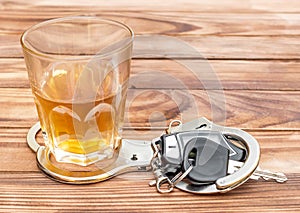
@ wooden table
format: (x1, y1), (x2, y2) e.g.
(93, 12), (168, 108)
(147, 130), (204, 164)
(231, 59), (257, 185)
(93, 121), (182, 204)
(1, 0), (300, 212)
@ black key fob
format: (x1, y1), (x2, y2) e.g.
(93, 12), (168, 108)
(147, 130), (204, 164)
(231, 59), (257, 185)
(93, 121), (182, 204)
(157, 130), (247, 182)
(182, 136), (229, 184)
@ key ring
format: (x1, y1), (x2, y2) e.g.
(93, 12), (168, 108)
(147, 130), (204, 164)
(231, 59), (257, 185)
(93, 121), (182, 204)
(151, 117), (261, 194)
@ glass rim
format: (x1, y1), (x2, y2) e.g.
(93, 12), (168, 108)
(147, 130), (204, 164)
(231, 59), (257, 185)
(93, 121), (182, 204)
(20, 16), (134, 61)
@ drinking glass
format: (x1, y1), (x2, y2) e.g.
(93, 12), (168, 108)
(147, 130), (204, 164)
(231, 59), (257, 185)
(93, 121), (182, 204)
(21, 16), (133, 166)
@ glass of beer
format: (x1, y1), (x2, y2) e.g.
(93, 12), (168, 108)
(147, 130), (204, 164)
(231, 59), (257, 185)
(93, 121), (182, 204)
(21, 16), (133, 167)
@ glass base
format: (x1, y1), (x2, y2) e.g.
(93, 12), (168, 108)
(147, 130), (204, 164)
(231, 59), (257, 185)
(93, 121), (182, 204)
(37, 139), (152, 184)
(28, 122), (153, 184)
(53, 147), (114, 167)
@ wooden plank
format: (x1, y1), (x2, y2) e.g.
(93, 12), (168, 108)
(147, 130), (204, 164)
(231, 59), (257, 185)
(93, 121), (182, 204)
(1, 12), (300, 59)
(4, 34), (300, 59)
(2, 59), (300, 90)
(0, 172), (299, 212)
(0, 59), (29, 88)
(2, 125), (300, 149)
(134, 36), (300, 59)
(0, 35), (20, 58)
(1, 0), (300, 13)
(1, 128), (299, 173)
(1, 11), (300, 36)
(0, 88), (299, 129)
(131, 59), (300, 90)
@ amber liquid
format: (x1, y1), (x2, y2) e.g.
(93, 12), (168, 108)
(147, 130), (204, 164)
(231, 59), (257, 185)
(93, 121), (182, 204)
(33, 63), (128, 166)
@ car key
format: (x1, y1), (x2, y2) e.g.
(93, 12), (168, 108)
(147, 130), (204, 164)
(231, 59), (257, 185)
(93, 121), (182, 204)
(228, 160), (287, 183)
(182, 136), (230, 184)
(156, 130), (247, 174)
(150, 117), (288, 194)
(152, 130), (248, 187)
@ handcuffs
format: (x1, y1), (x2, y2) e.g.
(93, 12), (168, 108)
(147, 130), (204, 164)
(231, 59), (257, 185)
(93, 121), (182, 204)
(27, 117), (287, 194)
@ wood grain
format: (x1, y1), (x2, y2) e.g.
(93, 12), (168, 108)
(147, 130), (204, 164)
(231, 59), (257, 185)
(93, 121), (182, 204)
(2, 59), (300, 91)
(1, 11), (300, 59)
(133, 36), (300, 59)
(1, 0), (300, 13)
(1, 11), (300, 36)
(0, 88), (299, 129)
(131, 59), (300, 90)
(0, 128), (299, 211)
(4, 34), (300, 59)
(0, 0), (299, 212)
(0, 172), (299, 212)
(1, 128), (299, 173)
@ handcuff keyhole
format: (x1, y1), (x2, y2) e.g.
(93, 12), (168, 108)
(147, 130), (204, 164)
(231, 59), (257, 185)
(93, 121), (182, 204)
(196, 124), (207, 129)
(131, 154), (138, 161)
